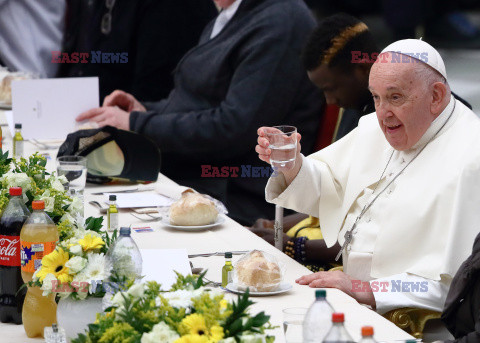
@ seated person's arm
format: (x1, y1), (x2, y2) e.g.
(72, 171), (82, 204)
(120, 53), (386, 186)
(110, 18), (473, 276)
(371, 273), (452, 315)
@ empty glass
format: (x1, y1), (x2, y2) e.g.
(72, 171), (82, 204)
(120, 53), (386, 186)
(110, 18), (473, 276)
(265, 126), (297, 170)
(283, 307), (307, 343)
(56, 156), (87, 196)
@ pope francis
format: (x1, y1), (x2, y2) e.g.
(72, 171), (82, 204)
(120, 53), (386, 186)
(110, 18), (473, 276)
(256, 39), (480, 317)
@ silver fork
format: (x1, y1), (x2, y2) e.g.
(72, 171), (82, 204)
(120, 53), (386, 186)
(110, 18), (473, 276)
(130, 212), (162, 222)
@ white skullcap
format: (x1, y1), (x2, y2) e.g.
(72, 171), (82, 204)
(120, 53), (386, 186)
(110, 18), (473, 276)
(381, 39), (447, 80)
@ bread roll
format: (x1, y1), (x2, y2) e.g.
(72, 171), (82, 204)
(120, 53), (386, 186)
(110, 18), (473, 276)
(236, 250), (282, 292)
(0, 74), (27, 104)
(169, 190), (218, 226)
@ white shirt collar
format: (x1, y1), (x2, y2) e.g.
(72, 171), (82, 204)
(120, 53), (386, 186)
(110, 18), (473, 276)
(210, 0), (243, 39)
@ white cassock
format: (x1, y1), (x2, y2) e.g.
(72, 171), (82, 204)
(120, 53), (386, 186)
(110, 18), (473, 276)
(266, 96), (480, 314)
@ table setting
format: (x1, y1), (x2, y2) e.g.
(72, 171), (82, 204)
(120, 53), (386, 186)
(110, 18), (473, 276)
(0, 106), (416, 342)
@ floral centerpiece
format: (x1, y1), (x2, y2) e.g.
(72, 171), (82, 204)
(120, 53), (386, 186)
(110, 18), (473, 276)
(72, 273), (276, 343)
(0, 150), (83, 226)
(25, 217), (117, 300)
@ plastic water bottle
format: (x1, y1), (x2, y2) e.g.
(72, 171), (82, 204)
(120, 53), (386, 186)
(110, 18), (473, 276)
(303, 289), (334, 342)
(107, 227), (143, 281)
(323, 313), (355, 343)
(359, 326), (377, 342)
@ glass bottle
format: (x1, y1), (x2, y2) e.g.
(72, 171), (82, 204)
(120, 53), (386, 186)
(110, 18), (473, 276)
(222, 252), (233, 287)
(13, 123), (23, 158)
(323, 313), (355, 343)
(303, 290), (334, 342)
(107, 195), (118, 232)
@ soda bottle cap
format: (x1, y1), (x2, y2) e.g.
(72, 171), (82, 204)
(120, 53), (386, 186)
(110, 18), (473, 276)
(15, 123), (22, 129)
(362, 326), (374, 336)
(32, 200), (45, 210)
(332, 313), (344, 323)
(225, 252), (232, 258)
(120, 227), (131, 236)
(315, 289), (326, 298)
(9, 187), (22, 196)
(109, 195), (117, 201)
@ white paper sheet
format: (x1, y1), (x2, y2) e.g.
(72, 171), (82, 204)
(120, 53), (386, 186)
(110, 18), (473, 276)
(140, 249), (191, 290)
(11, 77), (99, 140)
(104, 192), (174, 208)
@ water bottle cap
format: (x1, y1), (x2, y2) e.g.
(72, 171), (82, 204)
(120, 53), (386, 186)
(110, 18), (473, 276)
(225, 252), (232, 258)
(315, 289), (326, 298)
(9, 187), (22, 196)
(15, 123), (22, 129)
(109, 195), (117, 201)
(32, 200), (45, 210)
(120, 227), (131, 235)
(362, 326), (374, 336)
(332, 312), (344, 323)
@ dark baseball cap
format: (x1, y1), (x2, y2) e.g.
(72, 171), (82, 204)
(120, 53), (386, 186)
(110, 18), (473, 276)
(57, 126), (161, 183)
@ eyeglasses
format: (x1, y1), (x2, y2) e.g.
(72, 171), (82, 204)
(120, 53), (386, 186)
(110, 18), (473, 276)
(101, 0), (116, 35)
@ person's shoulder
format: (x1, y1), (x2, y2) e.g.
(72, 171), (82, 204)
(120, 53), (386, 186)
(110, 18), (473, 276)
(244, 0), (315, 31)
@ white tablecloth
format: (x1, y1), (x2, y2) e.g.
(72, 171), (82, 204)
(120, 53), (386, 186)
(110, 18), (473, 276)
(0, 113), (414, 342)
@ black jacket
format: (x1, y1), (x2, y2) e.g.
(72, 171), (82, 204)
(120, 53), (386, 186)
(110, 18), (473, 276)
(442, 232), (480, 342)
(130, 0), (323, 225)
(57, 0), (217, 102)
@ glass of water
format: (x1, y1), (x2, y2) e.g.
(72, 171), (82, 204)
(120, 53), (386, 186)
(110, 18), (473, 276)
(265, 126), (297, 170)
(283, 307), (307, 343)
(56, 156), (87, 196)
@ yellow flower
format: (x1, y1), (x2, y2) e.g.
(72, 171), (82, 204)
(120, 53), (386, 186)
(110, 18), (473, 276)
(78, 234), (105, 252)
(180, 314), (208, 336)
(178, 314), (224, 343)
(209, 325), (224, 342)
(219, 299), (228, 310)
(36, 248), (72, 283)
(174, 335), (210, 343)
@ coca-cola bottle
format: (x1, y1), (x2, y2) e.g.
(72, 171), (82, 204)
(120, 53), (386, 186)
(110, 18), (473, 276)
(0, 187), (30, 324)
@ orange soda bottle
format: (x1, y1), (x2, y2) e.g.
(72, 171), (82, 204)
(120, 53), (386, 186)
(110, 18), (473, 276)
(20, 200), (58, 338)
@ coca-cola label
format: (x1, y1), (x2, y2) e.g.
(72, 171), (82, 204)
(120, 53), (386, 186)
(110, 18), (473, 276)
(0, 235), (21, 267)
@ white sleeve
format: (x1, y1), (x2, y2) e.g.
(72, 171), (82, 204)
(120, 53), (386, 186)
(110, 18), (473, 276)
(265, 154), (322, 217)
(371, 273), (452, 315)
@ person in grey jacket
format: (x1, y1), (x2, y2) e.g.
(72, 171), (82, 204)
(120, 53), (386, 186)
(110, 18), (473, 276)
(76, 0), (324, 225)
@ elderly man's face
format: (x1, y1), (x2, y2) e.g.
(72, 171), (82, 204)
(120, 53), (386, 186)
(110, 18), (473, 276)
(369, 53), (435, 151)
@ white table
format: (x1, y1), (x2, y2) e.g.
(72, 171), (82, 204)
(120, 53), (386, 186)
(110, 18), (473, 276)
(0, 113), (414, 342)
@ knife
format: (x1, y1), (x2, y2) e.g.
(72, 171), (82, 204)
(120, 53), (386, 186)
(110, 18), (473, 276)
(90, 187), (154, 195)
(188, 251), (249, 258)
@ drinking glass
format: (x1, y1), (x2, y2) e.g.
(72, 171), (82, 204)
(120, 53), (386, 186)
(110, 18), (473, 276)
(265, 126), (297, 170)
(56, 156), (87, 196)
(283, 307), (307, 343)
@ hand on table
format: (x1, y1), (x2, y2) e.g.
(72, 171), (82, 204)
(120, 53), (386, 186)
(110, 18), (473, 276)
(103, 90), (146, 112)
(76, 106), (130, 130)
(255, 126), (303, 185)
(296, 270), (376, 309)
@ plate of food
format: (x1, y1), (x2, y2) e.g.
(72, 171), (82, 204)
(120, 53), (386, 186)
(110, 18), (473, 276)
(160, 215), (225, 231)
(161, 189), (225, 231)
(225, 282), (292, 296)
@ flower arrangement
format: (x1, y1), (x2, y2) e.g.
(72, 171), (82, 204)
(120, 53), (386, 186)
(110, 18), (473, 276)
(26, 217), (119, 300)
(72, 273), (276, 343)
(0, 150), (82, 228)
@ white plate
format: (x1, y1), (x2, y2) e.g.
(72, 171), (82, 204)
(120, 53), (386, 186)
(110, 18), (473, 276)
(0, 101), (11, 110)
(225, 282), (292, 296)
(160, 215), (225, 231)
